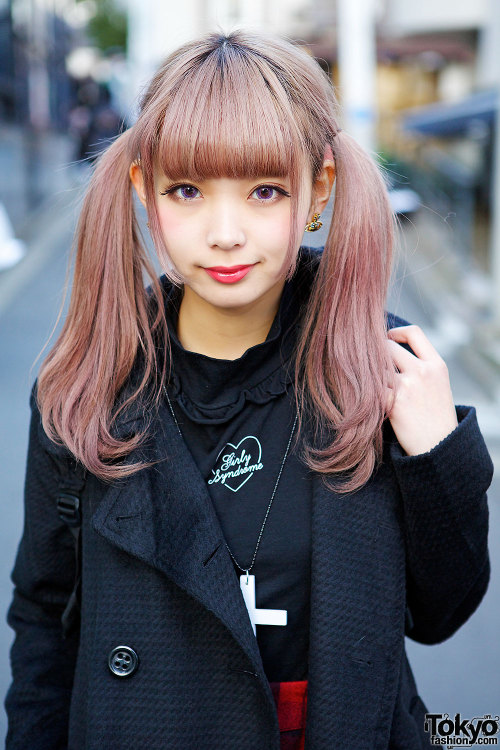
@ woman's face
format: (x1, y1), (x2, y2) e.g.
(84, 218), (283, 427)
(131, 165), (315, 317)
(157, 172), (312, 315)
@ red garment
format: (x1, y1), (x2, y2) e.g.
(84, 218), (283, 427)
(269, 680), (308, 750)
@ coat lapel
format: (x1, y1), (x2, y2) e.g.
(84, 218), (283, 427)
(91, 397), (272, 691)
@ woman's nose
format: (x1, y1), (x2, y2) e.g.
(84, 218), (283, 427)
(206, 202), (246, 249)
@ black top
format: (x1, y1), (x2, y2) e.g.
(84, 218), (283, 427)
(164, 246), (321, 682)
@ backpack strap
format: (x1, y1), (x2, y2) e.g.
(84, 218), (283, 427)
(56, 458), (86, 639)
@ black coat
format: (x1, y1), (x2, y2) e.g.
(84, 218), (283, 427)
(5, 366), (493, 748)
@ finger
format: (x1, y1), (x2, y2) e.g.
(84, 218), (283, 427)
(387, 338), (418, 372)
(388, 325), (440, 361)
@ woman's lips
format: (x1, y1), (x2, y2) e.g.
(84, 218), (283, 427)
(204, 264), (255, 284)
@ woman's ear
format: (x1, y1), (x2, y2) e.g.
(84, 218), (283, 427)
(129, 162), (147, 208)
(309, 158), (336, 217)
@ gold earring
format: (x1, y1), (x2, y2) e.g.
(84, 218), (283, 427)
(305, 212), (322, 232)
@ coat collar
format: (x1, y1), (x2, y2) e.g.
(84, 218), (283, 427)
(91, 395), (280, 721)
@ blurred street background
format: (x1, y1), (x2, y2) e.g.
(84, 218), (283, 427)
(1, 0), (500, 744)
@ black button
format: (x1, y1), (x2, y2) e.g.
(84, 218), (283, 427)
(108, 646), (139, 677)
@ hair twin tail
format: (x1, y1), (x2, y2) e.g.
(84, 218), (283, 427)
(36, 128), (168, 481)
(294, 130), (396, 494)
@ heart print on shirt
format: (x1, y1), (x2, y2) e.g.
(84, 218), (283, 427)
(208, 436), (264, 492)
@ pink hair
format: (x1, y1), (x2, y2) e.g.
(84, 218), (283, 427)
(37, 28), (395, 491)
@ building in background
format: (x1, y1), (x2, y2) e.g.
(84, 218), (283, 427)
(377, 0), (500, 330)
(0, 0), (80, 128)
(300, 0), (499, 330)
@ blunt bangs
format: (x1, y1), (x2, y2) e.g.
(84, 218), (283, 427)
(151, 47), (306, 182)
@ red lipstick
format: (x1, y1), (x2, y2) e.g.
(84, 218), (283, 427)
(204, 264), (255, 284)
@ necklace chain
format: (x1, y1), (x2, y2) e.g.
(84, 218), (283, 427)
(163, 385), (297, 576)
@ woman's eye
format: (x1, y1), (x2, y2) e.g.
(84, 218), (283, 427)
(160, 184), (200, 201)
(253, 185), (289, 202)
(178, 185), (199, 200)
(159, 183), (290, 202)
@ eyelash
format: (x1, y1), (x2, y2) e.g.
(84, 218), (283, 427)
(159, 183), (291, 203)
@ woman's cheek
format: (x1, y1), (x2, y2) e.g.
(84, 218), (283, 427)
(154, 209), (197, 277)
(157, 208), (186, 241)
(261, 210), (291, 250)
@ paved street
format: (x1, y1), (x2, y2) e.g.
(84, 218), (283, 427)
(0, 192), (499, 744)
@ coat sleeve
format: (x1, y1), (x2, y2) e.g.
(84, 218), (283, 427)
(389, 405), (493, 645)
(4, 385), (79, 749)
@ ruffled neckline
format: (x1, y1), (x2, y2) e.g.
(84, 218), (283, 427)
(163, 246), (321, 424)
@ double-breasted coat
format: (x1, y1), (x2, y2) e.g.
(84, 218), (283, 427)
(5, 360), (493, 748)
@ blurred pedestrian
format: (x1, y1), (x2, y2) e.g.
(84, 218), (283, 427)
(69, 80), (122, 167)
(4, 29), (493, 750)
(84, 83), (122, 161)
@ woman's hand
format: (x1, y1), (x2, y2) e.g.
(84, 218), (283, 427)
(386, 325), (458, 456)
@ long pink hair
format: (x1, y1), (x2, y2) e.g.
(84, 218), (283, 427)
(37, 28), (395, 492)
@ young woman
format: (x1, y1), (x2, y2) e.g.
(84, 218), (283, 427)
(5, 29), (493, 750)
